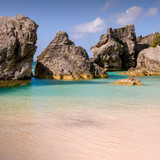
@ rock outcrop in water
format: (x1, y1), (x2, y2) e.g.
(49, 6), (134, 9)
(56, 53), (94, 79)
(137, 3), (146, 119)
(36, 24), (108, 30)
(0, 15), (38, 87)
(91, 25), (159, 71)
(114, 77), (143, 86)
(121, 46), (160, 76)
(91, 24), (137, 71)
(35, 31), (108, 80)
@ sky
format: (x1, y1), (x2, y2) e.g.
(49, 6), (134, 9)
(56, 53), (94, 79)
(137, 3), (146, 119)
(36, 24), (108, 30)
(1, 0), (160, 60)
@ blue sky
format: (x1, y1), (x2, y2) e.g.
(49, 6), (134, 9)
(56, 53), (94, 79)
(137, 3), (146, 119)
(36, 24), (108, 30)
(1, 0), (160, 60)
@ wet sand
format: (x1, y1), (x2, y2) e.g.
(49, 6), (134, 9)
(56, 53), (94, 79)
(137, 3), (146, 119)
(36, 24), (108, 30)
(0, 107), (160, 160)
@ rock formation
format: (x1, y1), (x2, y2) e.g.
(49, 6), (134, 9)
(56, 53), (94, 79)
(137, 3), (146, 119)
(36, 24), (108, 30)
(35, 31), (108, 80)
(0, 14), (38, 87)
(114, 77), (143, 86)
(121, 46), (160, 76)
(91, 25), (137, 71)
(91, 25), (159, 71)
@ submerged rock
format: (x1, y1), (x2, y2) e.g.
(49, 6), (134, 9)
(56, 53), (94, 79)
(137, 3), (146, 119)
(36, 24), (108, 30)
(121, 46), (160, 76)
(35, 31), (108, 80)
(114, 77), (143, 86)
(0, 14), (38, 87)
(91, 24), (136, 71)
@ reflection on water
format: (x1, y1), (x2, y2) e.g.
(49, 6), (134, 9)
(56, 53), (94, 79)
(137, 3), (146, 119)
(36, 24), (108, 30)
(0, 72), (160, 160)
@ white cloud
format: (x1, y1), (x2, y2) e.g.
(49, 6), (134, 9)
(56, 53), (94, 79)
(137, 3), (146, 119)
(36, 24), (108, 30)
(147, 7), (158, 16)
(71, 17), (106, 39)
(116, 6), (143, 25)
(116, 6), (158, 25)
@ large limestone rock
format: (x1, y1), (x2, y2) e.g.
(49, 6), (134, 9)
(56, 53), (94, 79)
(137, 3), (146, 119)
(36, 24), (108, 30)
(121, 46), (160, 76)
(91, 25), (136, 71)
(0, 14), (38, 87)
(137, 46), (160, 71)
(35, 31), (108, 80)
(91, 24), (159, 71)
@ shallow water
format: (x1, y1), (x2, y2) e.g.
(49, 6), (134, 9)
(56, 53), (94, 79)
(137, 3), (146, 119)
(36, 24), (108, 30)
(0, 72), (160, 160)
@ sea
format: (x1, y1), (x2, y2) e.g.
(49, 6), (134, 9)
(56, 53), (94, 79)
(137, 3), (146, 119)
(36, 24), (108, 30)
(0, 68), (160, 160)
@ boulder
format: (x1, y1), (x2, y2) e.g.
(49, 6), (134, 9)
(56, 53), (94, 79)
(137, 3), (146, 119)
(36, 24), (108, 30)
(121, 46), (160, 76)
(0, 14), (38, 87)
(91, 25), (136, 71)
(35, 31), (108, 80)
(114, 77), (143, 86)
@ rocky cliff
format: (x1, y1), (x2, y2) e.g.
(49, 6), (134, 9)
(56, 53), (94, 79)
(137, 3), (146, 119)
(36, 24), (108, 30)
(91, 25), (159, 71)
(35, 31), (108, 80)
(0, 14), (38, 87)
(91, 25), (136, 71)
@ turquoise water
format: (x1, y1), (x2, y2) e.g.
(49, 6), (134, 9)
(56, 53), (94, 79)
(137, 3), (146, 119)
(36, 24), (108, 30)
(0, 72), (160, 160)
(32, 62), (35, 74)
(0, 72), (160, 113)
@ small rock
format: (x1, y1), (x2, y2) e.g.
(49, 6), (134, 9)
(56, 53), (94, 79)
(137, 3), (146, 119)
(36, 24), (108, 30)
(114, 77), (143, 86)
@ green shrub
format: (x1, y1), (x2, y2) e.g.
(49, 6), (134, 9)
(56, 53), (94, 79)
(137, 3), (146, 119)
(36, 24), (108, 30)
(150, 33), (160, 47)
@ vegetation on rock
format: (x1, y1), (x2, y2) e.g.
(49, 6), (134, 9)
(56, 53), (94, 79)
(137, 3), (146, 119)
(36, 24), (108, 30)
(150, 33), (160, 47)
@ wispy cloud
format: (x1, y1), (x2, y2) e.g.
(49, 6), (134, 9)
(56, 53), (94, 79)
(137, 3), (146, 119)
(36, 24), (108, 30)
(116, 6), (143, 25)
(71, 17), (106, 39)
(102, 0), (117, 10)
(115, 6), (158, 25)
(147, 7), (158, 16)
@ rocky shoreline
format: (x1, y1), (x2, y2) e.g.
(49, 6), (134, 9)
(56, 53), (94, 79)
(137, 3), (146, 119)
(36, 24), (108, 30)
(0, 15), (160, 87)
(0, 79), (31, 87)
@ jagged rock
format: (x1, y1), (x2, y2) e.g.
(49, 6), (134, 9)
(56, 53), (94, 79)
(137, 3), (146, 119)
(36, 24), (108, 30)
(35, 31), (108, 80)
(0, 14), (38, 87)
(91, 25), (136, 71)
(114, 77), (143, 86)
(121, 46), (160, 76)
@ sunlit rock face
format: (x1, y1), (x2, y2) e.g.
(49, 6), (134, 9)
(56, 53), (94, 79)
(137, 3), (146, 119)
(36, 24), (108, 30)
(91, 24), (137, 71)
(91, 24), (159, 72)
(35, 31), (108, 80)
(0, 14), (38, 87)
